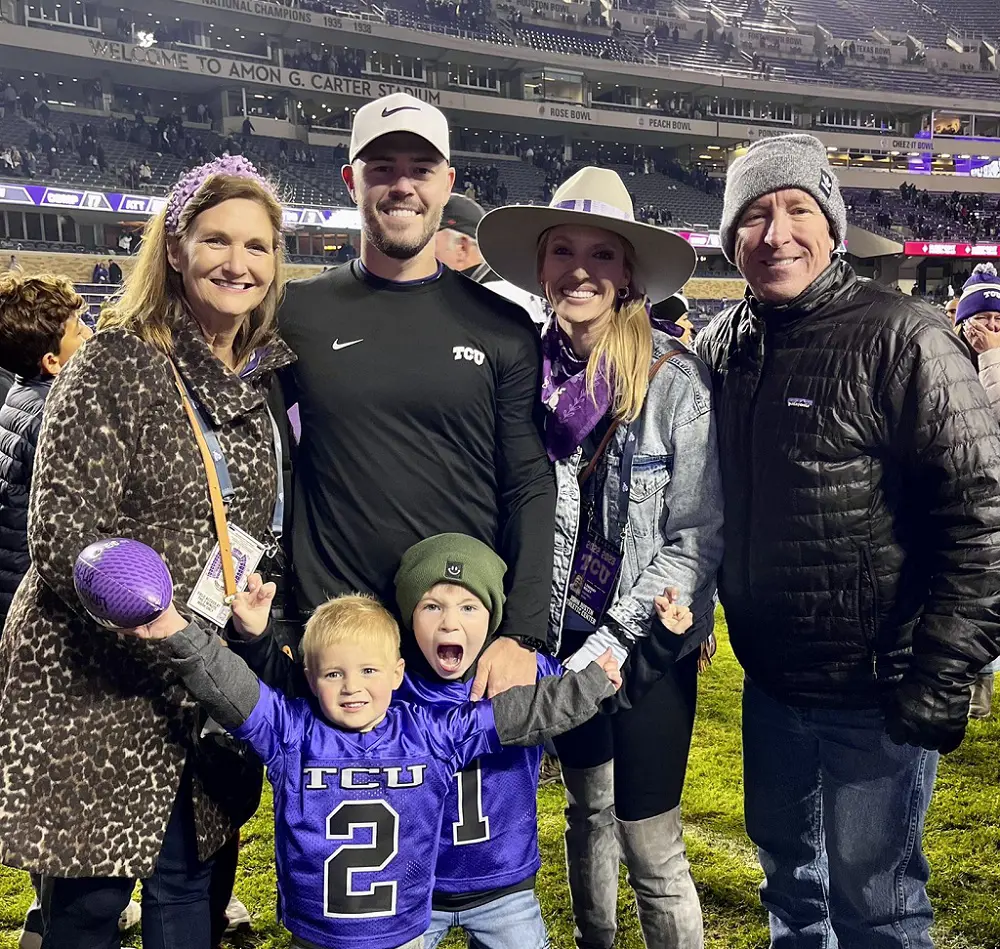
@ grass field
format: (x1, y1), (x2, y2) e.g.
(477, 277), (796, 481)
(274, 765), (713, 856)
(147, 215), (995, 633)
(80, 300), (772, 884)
(3, 611), (1000, 948)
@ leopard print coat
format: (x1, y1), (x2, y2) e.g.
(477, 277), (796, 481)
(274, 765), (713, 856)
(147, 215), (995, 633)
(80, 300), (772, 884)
(0, 314), (294, 878)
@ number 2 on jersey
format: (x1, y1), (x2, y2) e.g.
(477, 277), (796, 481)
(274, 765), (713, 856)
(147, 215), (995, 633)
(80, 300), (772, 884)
(453, 759), (491, 846)
(325, 800), (399, 917)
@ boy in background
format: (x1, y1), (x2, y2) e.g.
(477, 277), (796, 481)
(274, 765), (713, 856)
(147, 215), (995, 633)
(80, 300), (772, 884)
(0, 273), (92, 626)
(0, 273), (95, 948)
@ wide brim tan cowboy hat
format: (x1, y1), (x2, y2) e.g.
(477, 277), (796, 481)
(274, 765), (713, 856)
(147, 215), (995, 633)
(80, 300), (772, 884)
(476, 167), (696, 305)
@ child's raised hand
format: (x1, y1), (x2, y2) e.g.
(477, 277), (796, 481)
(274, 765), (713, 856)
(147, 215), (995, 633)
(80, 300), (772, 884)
(654, 587), (693, 636)
(595, 648), (623, 692)
(230, 573), (276, 638)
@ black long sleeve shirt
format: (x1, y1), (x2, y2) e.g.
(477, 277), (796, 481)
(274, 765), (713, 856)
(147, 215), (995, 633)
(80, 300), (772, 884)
(278, 262), (556, 640)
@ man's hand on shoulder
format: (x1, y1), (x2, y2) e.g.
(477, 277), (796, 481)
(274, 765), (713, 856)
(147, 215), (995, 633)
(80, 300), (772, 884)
(885, 674), (970, 754)
(470, 636), (539, 701)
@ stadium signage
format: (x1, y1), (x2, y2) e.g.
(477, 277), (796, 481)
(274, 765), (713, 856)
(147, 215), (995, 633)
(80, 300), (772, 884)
(87, 39), (192, 70)
(740, 28), (814, 55)
(0, 179), (724, 250)
(202, 0), (313, 22)
(744, 126), (788, 140)
(903, 241), (1000, 258)
(852, 42), (891, 58)
(540, 105), (592, 122)
(287, 74), (442, 103)
(199, 0), (378, 31)
(86, 39), (442, 102)
(882, 137), (933, 152)
(615, 11), (683, 32)
(644, 117), (696, 131)
(510, 0), (590, 16)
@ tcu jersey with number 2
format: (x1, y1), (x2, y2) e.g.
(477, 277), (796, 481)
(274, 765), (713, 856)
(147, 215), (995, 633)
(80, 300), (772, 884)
(233, 682), (503, 949)
(396, 653), (563, 897)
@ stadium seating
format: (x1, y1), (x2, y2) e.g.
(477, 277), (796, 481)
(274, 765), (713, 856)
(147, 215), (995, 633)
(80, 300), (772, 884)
(513, 25), (639, 62)
(778, 0), (861, 35)
(857, 0), (949, 45)
(643, 35), (751, 77)
(929, 0), (999, 39)
(843, 187), (1000, 243)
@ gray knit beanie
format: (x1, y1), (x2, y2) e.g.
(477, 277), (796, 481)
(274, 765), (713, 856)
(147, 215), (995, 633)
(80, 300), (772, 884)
(720, 134), (847, 263)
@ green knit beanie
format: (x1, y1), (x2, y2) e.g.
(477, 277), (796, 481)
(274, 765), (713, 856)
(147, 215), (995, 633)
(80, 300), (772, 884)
(395, 533), (507, 635)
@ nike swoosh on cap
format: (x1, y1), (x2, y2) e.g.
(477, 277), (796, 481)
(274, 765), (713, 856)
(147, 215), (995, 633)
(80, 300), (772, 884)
(382, 105), (420, 117)
(331, 338), (363, 350)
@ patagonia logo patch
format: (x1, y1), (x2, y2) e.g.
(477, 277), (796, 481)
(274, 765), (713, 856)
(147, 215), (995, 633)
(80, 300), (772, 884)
(819, 169), (834, 199)
(445, 561), (464, 580)
(787, 397), (814, 409)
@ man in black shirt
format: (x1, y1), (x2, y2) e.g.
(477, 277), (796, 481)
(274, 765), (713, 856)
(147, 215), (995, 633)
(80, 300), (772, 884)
(279, 93), (555, 697)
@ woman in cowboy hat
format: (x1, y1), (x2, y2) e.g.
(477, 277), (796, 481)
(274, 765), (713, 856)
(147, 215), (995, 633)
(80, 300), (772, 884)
(478, 168), (724, 949)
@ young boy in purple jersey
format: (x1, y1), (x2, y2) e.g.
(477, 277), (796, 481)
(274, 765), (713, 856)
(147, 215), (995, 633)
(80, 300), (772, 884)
(128, 588), (622, 949)
(393, 532), (695, 949)
(392, 533), (560, 949)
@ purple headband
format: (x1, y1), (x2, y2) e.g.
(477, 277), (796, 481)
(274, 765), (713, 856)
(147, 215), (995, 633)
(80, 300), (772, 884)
(164, 155), (276, 235)
(553, 198), (634, 222)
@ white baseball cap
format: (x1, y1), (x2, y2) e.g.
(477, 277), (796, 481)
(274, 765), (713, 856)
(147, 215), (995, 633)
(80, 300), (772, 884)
(349, 93), (450, 163)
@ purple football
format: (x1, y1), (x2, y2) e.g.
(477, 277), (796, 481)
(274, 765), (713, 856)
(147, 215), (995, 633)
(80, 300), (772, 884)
(74, 538), (174, 629)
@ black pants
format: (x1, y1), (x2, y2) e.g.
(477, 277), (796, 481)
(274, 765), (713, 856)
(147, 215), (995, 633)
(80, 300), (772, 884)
(40, 770), (219, 949)
(553, 642), (699, 821)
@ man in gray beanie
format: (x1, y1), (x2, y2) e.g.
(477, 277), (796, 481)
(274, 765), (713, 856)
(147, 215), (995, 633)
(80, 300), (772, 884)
(696, 134), (1000, 946)
(718, 133), (847, 302)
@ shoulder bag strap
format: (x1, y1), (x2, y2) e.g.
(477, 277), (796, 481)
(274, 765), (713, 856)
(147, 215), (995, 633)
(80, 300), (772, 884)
(578, 349), (684, 487)
(168, 359), (238, 600)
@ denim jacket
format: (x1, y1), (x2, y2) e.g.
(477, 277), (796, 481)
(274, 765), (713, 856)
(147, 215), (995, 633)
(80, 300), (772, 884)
(549, 329), (724, 696)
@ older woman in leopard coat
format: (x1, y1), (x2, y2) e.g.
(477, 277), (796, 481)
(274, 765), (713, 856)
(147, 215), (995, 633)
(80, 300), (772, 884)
(0, 157), (293, 949)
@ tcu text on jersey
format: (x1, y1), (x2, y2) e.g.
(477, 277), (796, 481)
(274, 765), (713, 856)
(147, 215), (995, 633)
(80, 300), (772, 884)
(452, 345), (486, 365)
(303, 764), (426, 790)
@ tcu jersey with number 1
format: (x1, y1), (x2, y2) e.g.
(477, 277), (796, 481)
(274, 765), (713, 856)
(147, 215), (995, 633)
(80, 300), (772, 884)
(396, 653), (563, 897)
(233, 682), (503, 949)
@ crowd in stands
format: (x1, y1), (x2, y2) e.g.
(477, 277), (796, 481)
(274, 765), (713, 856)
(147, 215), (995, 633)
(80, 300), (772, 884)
(847, 184), (1000, 244)
(455, 163), (508, 206)
(284, 46), (366, 79)
(387, 0), (493, 32)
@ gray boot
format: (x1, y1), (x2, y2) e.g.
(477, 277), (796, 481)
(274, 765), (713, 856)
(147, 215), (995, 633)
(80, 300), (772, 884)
(617, 806), (705, 949)
(562, 761), (621, 949)
(970, 672), (994, 719)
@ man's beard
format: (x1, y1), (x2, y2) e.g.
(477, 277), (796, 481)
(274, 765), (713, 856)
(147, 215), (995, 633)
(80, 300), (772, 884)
(363, 202), (443, 260)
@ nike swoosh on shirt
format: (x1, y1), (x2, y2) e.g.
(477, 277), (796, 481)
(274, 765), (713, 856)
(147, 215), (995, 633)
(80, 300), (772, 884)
(382, 106), (420, 117)
(331, 339), (363, 351)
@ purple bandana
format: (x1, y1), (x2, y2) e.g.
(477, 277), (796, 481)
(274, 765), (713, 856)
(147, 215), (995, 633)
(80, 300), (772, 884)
(541, 321), (612, 462)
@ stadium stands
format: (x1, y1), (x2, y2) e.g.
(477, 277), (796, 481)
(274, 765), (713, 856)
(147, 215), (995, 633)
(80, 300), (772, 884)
(845, 0), (949, 46)
(929, 0), (999, 39)
(513, 24), (639, 62)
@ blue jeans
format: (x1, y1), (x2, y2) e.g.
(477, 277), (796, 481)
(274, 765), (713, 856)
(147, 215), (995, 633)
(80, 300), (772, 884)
(40, 769), (216, 949)
(742, 679), (938, 949)
(423, 889), (549, 949)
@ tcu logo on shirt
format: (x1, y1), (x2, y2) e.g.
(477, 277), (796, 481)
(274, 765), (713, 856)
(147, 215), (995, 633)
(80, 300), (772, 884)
(453, 346), (485, 366)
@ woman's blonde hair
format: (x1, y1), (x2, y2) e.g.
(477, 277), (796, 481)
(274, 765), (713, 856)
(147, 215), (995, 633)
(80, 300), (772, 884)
(99, 174), (286, 365)
(537, 231), (653, 423)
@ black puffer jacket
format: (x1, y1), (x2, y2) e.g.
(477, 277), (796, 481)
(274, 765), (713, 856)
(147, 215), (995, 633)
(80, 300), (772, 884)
(0, 377), (50, 626)
(695, 260), (1000, 719)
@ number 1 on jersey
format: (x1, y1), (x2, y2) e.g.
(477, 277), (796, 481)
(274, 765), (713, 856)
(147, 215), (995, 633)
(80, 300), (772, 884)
(453, 759), (490, 846)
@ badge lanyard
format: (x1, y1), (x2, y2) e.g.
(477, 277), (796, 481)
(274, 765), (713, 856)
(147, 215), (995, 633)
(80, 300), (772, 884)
(173, 372), (285, 540)
(564, 351), (680, 631)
